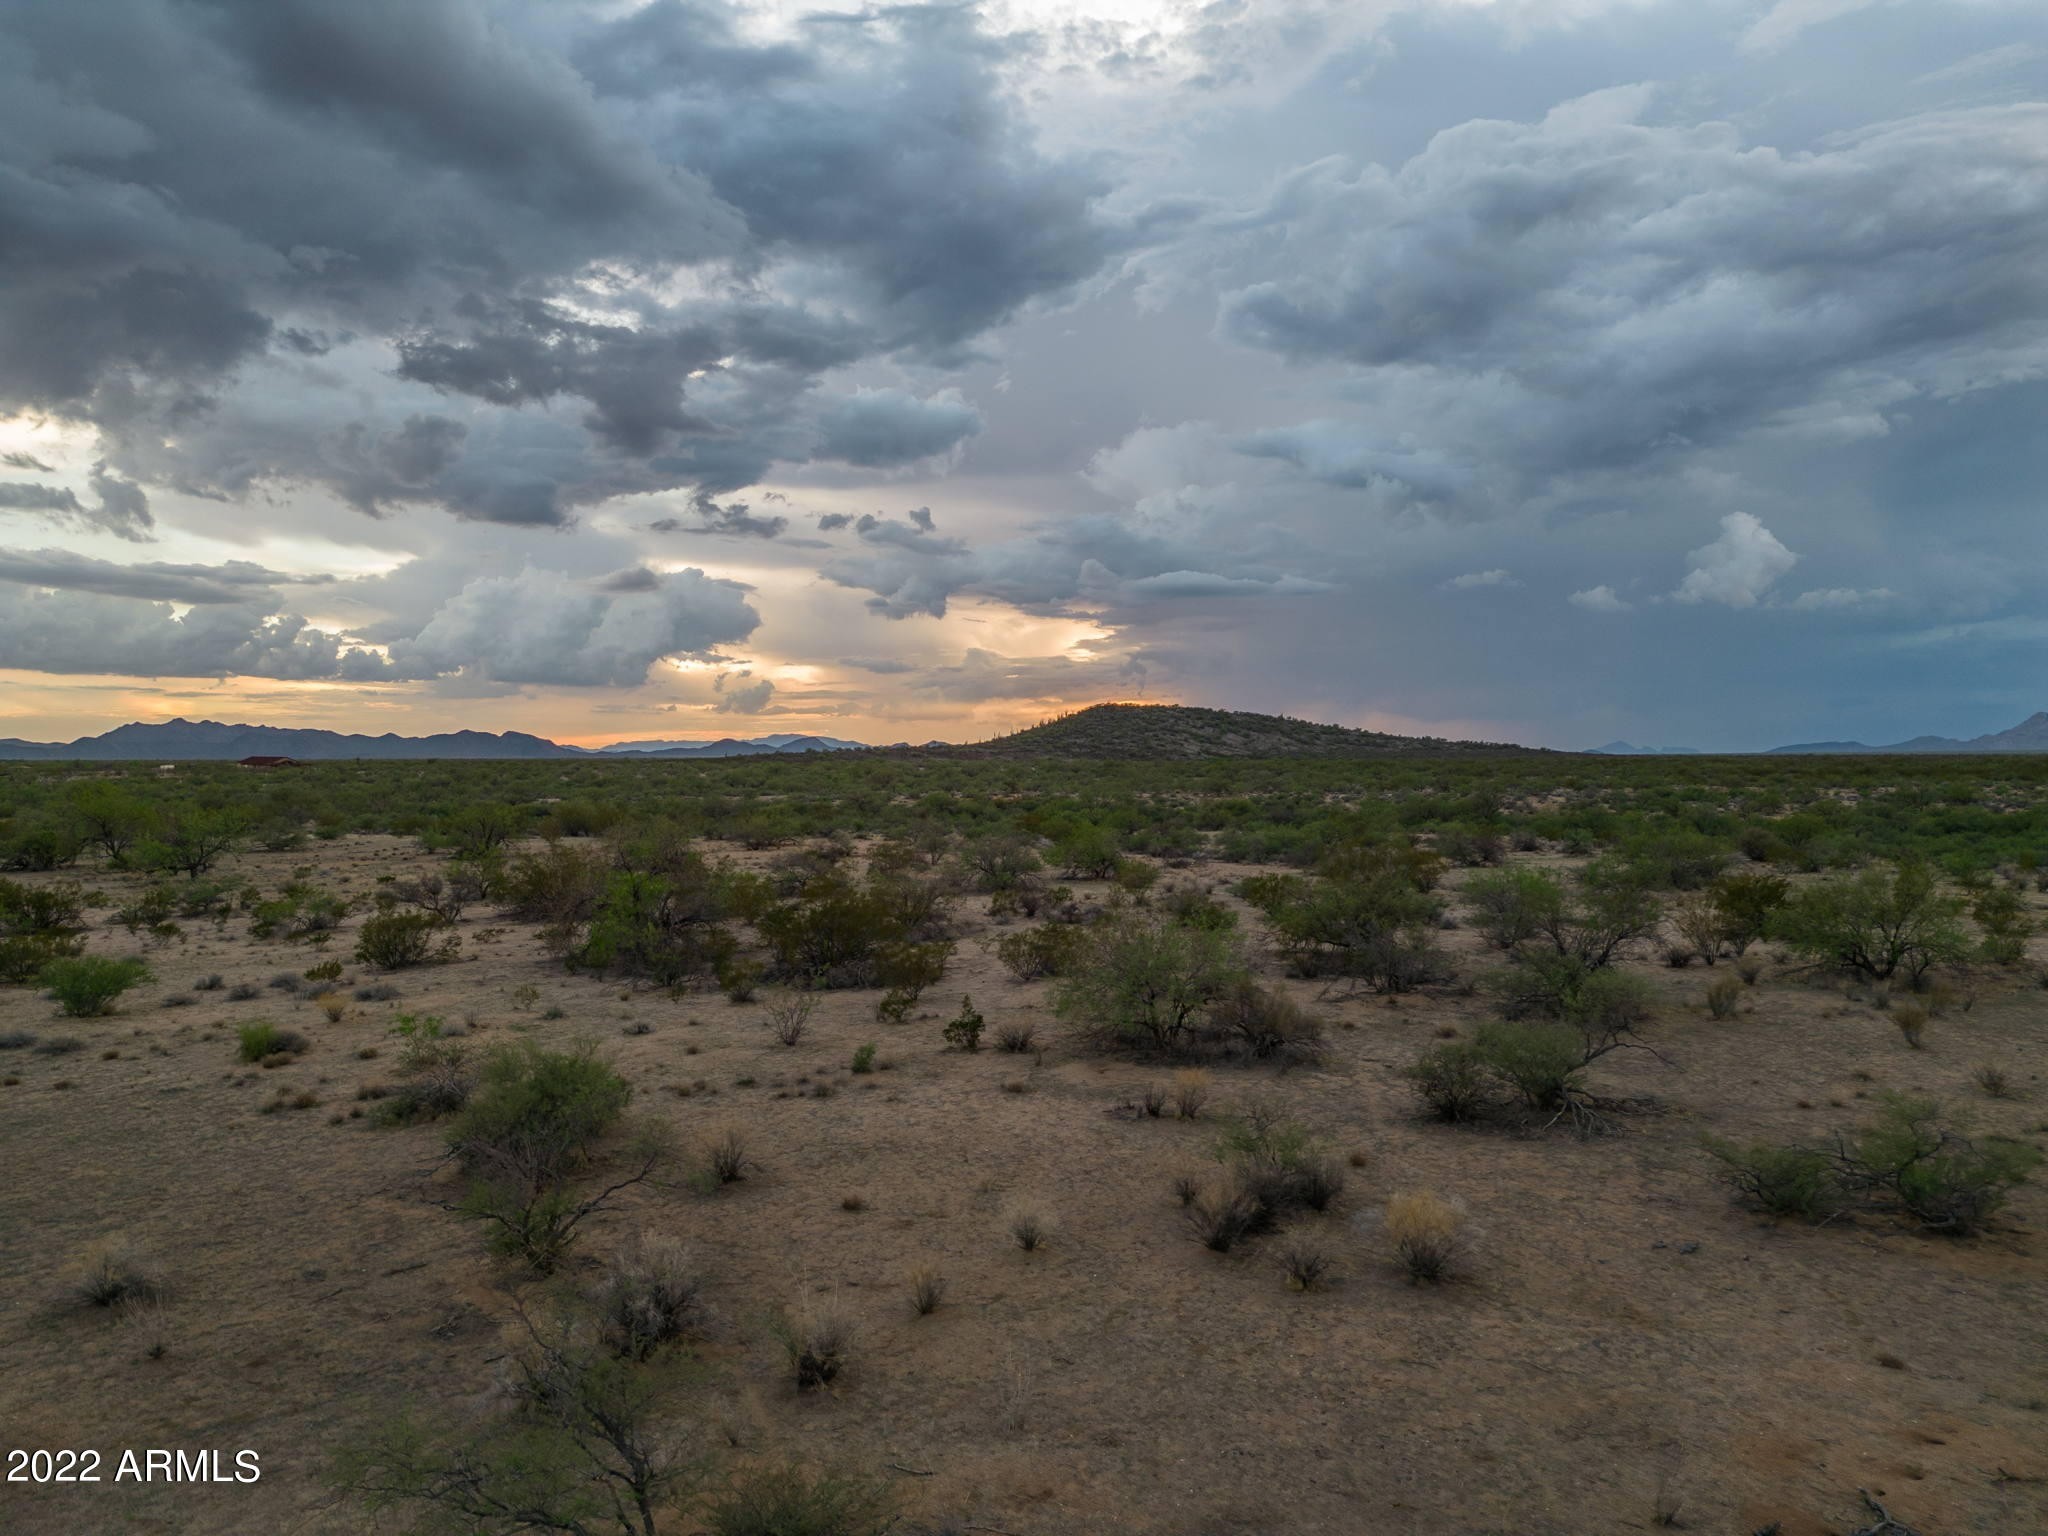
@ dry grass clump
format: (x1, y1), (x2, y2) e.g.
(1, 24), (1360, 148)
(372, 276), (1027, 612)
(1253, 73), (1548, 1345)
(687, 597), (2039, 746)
(1973, 1063), (2014, 1099)
(1139, 1083), (1168, 1118)
(766, 993), (815, 1047)
(592, 1235), (701, 1361)
(1386, 1191), (1463, 1284)
(994, 1022), (1037, 1053)
(1184, 1183), (1261, 1252)
(1277, 1236), (1331, 1291)
(1705, 975), (1742, 1019)
(1171, 1067), (1211, 1120)
(704, 1126), (752, 1185)
(1008, 1206), (1051, 1252)
(773, 1298), (855, 1389)
(71, 1242), (165, 1310)
(1893, 1002), (1929, 1049)
(907, 1265), (947, 1317)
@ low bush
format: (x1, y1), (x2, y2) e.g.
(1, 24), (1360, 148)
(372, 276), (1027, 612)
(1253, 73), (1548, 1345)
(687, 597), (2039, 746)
(704, 1127), (750, 1185)
(1009, 1207), (1050, 1252)
(772, 1301), (855, 1389)
(41, 955), (150, 1016)
(994, 1022), (1036, 1053)
(1703, 1138), (1838, 1220)
(1706, 975), (1742, 1019)
(376, 1023), (474, 1124)
(1470, 1021), (1586, 1111)
(71, 1243), (164, 1309)
(942, 995), (984, 1051)
(850, 1042), (877, 1074)
(592, 1236), (700, 1361)
(1052, 916), (1247, 1055)
(993, 923), (1085, 981)
(1406, 1042), (1490, 1122)
(354, 911), (459, 971)
(702, 1466), (895, 1536)
(1386, 1191), (1462, 1283)
(1777, 861), (1968, 983)
(1277, 1236), (1331, 1291)
(1171, 1067), (1210, 1120)
(1845, 1093), (2040, 1236)
(766, 994), (814, 1047)
(1207, 977), (1323, 1060)
(1184, 1183), (1261, 1252)
(1215, 1106), (1343, 1230)
(236, 1021), (308, 1063)
(449, 1042), (632, 1186)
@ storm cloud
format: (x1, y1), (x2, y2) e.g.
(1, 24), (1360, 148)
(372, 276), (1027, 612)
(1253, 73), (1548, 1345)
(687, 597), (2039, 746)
(0, 0), (2043, 749)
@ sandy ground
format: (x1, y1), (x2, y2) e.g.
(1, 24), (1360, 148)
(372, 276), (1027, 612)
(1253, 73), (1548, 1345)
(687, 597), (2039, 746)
(1, 834), (2044, 1536)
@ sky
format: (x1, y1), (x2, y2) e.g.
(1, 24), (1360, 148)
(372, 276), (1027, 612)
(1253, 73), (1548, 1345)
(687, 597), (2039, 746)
(0, 0), (2044, 751)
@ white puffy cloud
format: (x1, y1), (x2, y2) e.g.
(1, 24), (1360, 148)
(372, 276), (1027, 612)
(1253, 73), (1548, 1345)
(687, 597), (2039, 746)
(1444, 569), (1519, 591)
(386, 566), (757, 686)
(1671, 512), (1799, 608)
(1569, 585), (1632, 612)
(1791, 585), (1898, 610)
(0, 585), (387, 679)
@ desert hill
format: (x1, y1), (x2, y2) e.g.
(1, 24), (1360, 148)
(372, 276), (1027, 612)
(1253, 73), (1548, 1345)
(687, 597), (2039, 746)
(928, 702), (1533, 759)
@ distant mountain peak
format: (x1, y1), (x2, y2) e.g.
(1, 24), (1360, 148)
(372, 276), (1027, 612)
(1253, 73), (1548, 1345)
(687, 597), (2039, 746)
(1767, 709), (2048, 754)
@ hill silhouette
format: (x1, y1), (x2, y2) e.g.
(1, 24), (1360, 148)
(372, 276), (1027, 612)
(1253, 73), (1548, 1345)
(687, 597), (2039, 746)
(929, 703), (1533, 759)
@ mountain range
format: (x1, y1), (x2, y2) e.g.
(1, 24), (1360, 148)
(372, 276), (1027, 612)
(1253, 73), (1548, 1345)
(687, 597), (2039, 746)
(0, 719), (872, 761)
(3, 706), (2047, 761)
(1765, 712), (2048, 754)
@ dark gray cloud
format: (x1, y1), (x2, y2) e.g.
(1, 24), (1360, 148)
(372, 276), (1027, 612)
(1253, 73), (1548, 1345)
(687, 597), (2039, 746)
(0, 465), (153, 540)
(1211, 91), (2048, 509)
(0, 546), (330, 604)
(711, 673), (775, 714)
(0, 0), (1112, 525)
(647, 493), (789, 540)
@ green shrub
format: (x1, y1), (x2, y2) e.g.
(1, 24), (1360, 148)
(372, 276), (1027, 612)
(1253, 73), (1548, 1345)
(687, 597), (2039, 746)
(0, 877), (86, 936)
(1470, 1021), (1586, 1111)
(236, 1021), (307, 1063)
(851, 1042), (877, 1074)
(1971, 884), (2033, 966)
(41, 955), (150, 1016)
(354, 911), (459, 970)
(0, 932), (85, 983)
(1846, 1093), (2040, 1236)
(702, 1466), (895, 1536)
(1710, 871), (1790, 954)
(1702, 1137), (1838, 1220)
(1777, 861), (1968, 982)
(451, 1045), (649, 1273)
(1406, 1042), (1490, 1122)
(874, 939), (951, 1022)
(373, 1015), (474, 1123)
(566, 869), (734, 987)
(1259, 845), (1445, 991)
(1052, 917), (1247, 1054)
(756, 876), (915, 987)
(942, 995), (984, 1051)
(449, 1042), (632, 1185)
(993, 922), (1084, 981)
